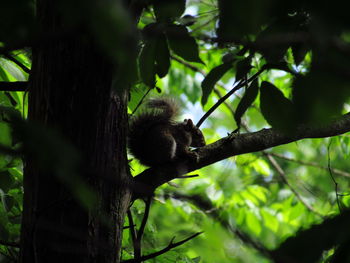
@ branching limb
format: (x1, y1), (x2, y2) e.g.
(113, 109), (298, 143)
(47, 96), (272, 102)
(127, 210), (137, 256)
(0, 81), (27, 92)
(131, 87), (152, 115)
(327, 140), (342, 213)
(213, 87), (325, 218)
(0, 240), (20, 248)
(134, 197), (152, 260)
(127, 197), (152, 262)
(122, 232), (203, 263)
(133, 112), (350, 198)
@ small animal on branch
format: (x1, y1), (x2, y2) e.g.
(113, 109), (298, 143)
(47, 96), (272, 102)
(128, 98), (206, 166)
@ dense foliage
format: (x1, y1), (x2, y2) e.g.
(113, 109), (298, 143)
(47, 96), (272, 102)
(1, 0), (350, 262)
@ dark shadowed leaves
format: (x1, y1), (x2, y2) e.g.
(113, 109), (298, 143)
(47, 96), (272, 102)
(0, 171), (15, 193)
(139, 40), (157, 87)
(166, 25), (203, 64)
(292, 43), (309, 66)
(234, 79), (259, 128)
(201, 62), (233, 105)
(255, 23), (289, 63)
(260, 81), (296, 132)
(292, 70), (350, 125)
(271, 210), (350, 263)
(235, 57), (252, 82)
(217, 0), (270, 41)
(0, 0), (35, 45)
(155, 34), (170, 78)
(255, 13), (309, 63)
(153, 0), (186, 22)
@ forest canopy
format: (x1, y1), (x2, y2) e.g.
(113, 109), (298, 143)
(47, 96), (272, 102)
(1, 0), (350, 262)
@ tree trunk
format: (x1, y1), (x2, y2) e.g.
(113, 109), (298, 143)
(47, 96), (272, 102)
(19, 1), (132, 262)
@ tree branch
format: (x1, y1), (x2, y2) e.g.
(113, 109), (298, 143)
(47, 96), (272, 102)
(0, 240), (20, 248)
(127, 210), (137, 257)
(122, 232), (202, 263)
(133, 113), (350, 198)
(0, 81), (28, 92)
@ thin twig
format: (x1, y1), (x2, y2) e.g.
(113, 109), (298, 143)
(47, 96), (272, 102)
(167, 192), (271, 258)
(214, 87), (326, 218)
(131, 87), (152, 116)
(191, 15), (218, 33)
(122, 232), (203, 263)
(268, 152), (350, 178)
(137, 197), (152, 240)
(196, 67), (265, 127)
(127, 210), (137, 257)
(171, 52), (267, 127)
(132, 197), (152, 261)
(264, 153), (325, 219)
(327, 139), (342, 213)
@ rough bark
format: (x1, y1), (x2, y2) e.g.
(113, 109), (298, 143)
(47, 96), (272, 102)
(133, 113), (350, 197)
(19, 1), (132, 262)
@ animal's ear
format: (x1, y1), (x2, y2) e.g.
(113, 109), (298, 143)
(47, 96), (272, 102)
(186, 119), (194, 125)
(184, 119), (194, 130)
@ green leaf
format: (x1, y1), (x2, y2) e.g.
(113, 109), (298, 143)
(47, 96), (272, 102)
(153, 0), (186, 22)
(139, 40), (156, 87)
(260, 81), (295, 132)
(0, 122), (12, 147)
(234, 79), (259, 128)
(155, 33), (170, 78)
(201, 62), (232, 105)
(0, 66), (10, 81)
(166, 25), (203, 64)
(246, 211), (262, 235)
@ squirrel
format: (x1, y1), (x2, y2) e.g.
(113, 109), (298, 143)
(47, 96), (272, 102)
(128, 98), (206, 166)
